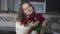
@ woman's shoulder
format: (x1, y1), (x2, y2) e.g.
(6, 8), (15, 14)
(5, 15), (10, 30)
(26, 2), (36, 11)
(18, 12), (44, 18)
(16, 21), (26, 28)
(16, 21), (22, 27)
(16, 21), (20, 26)
(16, 21), (21, 24)
(16, 21), (25, 27)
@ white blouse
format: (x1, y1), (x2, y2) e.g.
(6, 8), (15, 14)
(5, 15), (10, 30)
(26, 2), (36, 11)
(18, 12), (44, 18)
(15, 22), (37, 34)
(15, 21), (46, 34)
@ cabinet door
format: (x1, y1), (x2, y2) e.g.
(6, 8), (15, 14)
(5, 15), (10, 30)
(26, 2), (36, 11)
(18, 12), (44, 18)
(21, 0), (46, 13)
(0, 0), (1, 10)
(7, 0), (14, 11)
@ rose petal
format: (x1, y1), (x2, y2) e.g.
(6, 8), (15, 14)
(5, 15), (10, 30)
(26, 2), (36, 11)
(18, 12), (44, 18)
(36, 13), (45, 23)
(28, 13), (35, 20)
(22, 18), (28, 24)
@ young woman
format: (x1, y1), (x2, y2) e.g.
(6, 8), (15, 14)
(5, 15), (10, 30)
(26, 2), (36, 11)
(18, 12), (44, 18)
(16, 1), (46, 34)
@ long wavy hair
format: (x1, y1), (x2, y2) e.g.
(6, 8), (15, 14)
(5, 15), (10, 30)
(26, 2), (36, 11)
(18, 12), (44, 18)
(16, 1), (36, 24)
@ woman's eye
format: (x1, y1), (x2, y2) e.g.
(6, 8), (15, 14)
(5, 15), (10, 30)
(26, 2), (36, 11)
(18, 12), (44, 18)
(24, 9), (26, 11)
(23, 6), (31, 11)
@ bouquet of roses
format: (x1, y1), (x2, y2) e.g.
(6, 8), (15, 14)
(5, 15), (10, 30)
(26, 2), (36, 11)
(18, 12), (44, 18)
(22, 13), (45, 32)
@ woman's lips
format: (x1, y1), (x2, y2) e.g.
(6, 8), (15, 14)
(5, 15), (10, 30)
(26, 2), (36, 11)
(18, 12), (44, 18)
(28, 9), (32, 13)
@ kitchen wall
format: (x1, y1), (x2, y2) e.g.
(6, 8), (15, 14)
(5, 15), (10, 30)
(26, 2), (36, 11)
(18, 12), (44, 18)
(1, 0), (7, 10)
(0, 0), (1, 10)
(0, 0), (21, 11)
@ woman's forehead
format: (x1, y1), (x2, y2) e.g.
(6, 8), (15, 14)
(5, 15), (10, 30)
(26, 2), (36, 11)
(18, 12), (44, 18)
(22, 3), (30, 8)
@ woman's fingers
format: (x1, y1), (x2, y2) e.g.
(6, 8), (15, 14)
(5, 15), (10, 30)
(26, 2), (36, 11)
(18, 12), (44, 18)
(29, 21), (33, 27)
(29, 21), (40, 28)
(30, 21), (33, 24)
(34, 21), (39, 25)
(33, 21), (39, 27)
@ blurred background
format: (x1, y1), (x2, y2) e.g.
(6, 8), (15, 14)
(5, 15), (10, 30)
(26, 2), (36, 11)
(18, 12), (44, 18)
(0, 0), (60, 34)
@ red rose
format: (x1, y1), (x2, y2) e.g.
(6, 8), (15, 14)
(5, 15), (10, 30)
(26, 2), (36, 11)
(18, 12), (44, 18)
(22, 18), (28, 24)
(28, 13), (34, 20)
(22, 13), (35, 24)
(36, 13), (45, 23)
(22, 13), (45, 32)
(23, 13), (45, 24)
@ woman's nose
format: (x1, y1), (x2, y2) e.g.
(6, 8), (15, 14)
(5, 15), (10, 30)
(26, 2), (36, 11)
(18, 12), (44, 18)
(28, 8), (31, 11)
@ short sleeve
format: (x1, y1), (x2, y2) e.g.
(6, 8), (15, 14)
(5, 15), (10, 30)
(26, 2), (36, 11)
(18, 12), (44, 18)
(15, 22), (37, 34)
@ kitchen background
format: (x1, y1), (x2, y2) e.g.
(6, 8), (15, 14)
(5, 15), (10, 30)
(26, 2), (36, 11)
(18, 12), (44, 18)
(0, 0), (60, 34)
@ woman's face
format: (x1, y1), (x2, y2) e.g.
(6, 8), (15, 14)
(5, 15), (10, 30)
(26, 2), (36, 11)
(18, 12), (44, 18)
(22, 3), (33, 15)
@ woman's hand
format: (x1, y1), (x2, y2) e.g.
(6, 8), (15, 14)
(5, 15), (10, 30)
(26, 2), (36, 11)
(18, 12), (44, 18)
(23, 21), (40, 34)
(28, 21), (40, 28)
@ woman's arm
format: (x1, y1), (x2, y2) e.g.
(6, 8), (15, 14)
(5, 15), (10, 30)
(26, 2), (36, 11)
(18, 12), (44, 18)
(23, 25), (32, 34)
(23, 21), (40, 34)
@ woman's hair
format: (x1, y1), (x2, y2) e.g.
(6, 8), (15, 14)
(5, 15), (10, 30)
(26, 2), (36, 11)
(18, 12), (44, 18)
(16, 1), (35, 24)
